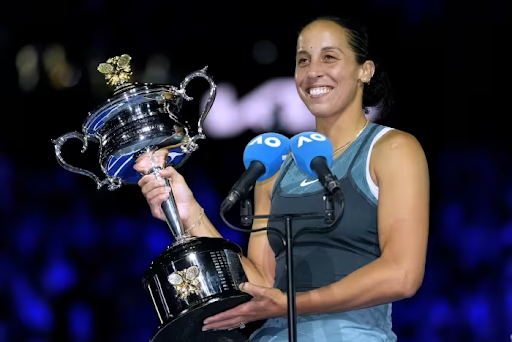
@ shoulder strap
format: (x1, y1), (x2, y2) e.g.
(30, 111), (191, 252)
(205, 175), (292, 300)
(347, 124), (379, 172)
(270, 156), (294, 199)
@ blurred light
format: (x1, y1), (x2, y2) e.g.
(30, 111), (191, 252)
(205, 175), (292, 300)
(145, 224), (171, 256)
(465, 295), (492, 338)
(427, 298), (453, 327)
(506, 289), (512, 330)
(43, 44), (81, 89)
(68, 302), (93, 342)
(109, 216), (136, 246)
(41, 257), (77, 295)
(0, 321), (7, 341)
(252, 40), (278, 65)
(439, 201), (463, 244)
(201, 79), (316, 139)
(142, 54), (170, 84)
(0, 154), (13, 211)
(0, 254), (14, 292)
(12, 277), (54, 332)
(49, 63), (81, 89)
(459, 227), (489, 270)
(14, 213), (44, 257)
(42, 44), (66, 71)
(66, 202), (100, 252)
(15, 45), (39, 92)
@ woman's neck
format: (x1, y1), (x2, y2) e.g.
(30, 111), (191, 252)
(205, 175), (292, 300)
(315, 107), (369, 150)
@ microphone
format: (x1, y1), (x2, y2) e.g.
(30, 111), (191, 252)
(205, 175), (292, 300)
(220, 133), (290, 213)
(289, 132), (342, 196)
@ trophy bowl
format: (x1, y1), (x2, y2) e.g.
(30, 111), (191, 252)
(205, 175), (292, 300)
(52, 54), (252, 341)
(53, 54), (216, 189)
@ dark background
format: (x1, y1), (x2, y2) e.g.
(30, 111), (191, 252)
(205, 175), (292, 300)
(1, 1), (511, 341)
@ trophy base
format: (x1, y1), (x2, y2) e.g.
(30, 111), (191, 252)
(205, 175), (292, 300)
(150, 294), (252, 342)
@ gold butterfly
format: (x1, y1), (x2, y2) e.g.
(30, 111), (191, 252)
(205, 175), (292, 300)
(97, 54), (133, 88)
(167, 265), (201, 300)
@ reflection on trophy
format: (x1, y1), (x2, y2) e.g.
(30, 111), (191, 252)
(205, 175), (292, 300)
(52, 54), (252, 342)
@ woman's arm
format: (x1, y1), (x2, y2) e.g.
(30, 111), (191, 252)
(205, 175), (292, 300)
(184, 174), (278, 288)
(295, 130), (429, 315)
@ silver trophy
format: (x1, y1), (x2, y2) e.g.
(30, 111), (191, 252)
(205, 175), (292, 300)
(52, 55), (251, 342)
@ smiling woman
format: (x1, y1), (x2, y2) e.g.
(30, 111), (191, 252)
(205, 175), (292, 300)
(294, 16), (393, 124)
(135, 15), (429, 342)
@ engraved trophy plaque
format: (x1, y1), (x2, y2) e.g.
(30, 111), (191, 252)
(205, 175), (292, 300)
(52, 55), (252, 342)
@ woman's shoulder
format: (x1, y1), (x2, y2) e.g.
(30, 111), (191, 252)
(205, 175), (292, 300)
(372, 128), (424, 154)
(371, 128), (427, 172)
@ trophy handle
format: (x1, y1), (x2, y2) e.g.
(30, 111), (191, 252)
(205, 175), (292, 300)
(52, 132), (122, 191)
(179, 66), (217, 142)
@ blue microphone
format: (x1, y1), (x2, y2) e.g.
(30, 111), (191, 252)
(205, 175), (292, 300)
(220, 133), (290, 213)
(290, 132), (341, 196)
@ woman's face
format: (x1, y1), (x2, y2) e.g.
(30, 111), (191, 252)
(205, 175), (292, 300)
(295, 20), (368, 119)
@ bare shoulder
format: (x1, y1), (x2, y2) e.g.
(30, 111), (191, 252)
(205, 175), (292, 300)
(371, 129), (429, 183)
(373, 129), (425, 156)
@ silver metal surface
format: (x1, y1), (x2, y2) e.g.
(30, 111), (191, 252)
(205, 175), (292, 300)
(52, 66), (217, 188)
(143, 240), (250, 325)
(52, 58), (251, 341)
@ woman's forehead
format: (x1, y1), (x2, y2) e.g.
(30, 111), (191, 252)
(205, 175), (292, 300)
(297, 21), (348, 52)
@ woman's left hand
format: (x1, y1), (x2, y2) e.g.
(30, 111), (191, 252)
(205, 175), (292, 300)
(202, 282), (287, 331)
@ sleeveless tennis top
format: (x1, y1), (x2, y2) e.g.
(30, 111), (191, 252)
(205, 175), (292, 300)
(255, 123), (397, 341)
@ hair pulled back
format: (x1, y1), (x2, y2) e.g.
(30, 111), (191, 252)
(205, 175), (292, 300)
(301, 16), (394, 119)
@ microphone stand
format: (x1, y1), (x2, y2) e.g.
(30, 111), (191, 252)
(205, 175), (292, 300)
(223, 194), (339, 342)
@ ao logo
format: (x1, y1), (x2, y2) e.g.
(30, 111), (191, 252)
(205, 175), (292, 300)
(296, 133), (327, 147)
(200, 79), (316, 138)
(248, 135), (282, 147)
(200, 79), (377, 139)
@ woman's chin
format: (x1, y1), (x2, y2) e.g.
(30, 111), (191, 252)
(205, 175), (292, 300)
(308, 106), (337, 119)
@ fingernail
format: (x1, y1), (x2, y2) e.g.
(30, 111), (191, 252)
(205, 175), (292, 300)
(202, 327), (208, 331)
(159, 179), (166, 185)
(165, 186), (172, 192)
(203, 319), (210, 324)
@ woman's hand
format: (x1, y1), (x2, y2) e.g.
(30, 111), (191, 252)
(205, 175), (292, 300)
(134, 149), (200, 226)
(202, 282), (287, 331)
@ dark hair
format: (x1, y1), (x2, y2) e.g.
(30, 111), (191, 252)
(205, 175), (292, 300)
(301, 16), (394, 119)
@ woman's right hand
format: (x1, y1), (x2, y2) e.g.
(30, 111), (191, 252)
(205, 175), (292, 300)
(134, 150), (200, 226)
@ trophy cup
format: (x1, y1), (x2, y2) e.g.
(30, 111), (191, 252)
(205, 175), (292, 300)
(52, 55), (252, 342)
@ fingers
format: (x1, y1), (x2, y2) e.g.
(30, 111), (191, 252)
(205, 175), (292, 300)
(203, 318), (245, 331)
(158, 167), (186, 183)
(134, 149), (169, 174)
(149, 193), (170, 219)
(138, 166), (185, 191)
(238, 282), (266, 297)
(139, 176), (162, 196)
(146, 185), (170, 202)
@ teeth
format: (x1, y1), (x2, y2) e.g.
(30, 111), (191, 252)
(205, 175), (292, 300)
(309, 87), (332, 96)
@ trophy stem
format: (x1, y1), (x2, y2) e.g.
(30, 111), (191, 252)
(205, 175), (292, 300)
(145, 147), (187, 242)
(160, 180), (186, 241)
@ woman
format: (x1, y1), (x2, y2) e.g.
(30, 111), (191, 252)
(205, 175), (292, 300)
(135, 16), (429, 341)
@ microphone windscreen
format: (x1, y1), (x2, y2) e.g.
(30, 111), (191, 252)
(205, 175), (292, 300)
(243, 133), (290, 181)
(289, 132), (333, 178)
